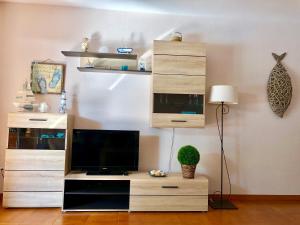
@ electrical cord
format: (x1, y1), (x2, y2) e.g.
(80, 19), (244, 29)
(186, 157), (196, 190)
(167, 128), (175, 173)
(211, 104), (232, 201)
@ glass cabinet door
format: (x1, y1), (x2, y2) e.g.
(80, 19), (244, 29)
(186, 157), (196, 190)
(153, 93), (204, 114)
(8, 128), (66, 150)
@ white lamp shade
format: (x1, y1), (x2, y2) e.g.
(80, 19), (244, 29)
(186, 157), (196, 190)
(209, 85), (238, 104)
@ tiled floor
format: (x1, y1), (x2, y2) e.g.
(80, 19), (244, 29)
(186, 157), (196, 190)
(0, 200), (299, 225)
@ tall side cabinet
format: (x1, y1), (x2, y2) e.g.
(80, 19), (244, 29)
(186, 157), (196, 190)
(151, 40), (206, 128)
(3, 113), (72, 208)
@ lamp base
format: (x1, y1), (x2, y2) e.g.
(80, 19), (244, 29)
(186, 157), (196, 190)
(209, 199), (238, 209)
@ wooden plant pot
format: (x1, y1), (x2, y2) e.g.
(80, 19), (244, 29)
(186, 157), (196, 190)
(181, 164), (196, 179)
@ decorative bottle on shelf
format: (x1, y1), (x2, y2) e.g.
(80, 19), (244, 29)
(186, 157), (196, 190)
(59, 90), (67, 114)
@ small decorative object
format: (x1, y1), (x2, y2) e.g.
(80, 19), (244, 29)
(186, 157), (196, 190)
(267, 52), (292, 118)
(31, 62), (65, 94)
(177, 145), (200, 179)
(59, 90), (67, 113)
(170, 32), (182, 41)
(120, 65), (128, 71)
(138, 58), (146, 71)
(38, 102), (49, 113)
(13, 80), (39, 112)
(148, 169), (167, 177)
(117, 48), (133, 54)
(81, 37), (89, 52)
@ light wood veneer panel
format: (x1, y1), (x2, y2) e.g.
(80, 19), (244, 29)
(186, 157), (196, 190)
(153, 40), (206, 56)
(8, 113), (68, 129)
(153, 75), (205, 94)
(4, 171), (64, 191)
(153, 55), (206, 76)
(131, 179), (208, 196)
(130, 196), (208, 211)
(3, 192), (62, 208)
(151, 113), (205, 128)
(5, 150), (65, 170)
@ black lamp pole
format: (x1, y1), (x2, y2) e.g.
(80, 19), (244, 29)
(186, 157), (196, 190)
(209, 102), (237, 209)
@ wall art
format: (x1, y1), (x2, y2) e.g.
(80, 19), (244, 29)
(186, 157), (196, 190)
(267, 52), (292, 118)
(31, 62), (65, 94)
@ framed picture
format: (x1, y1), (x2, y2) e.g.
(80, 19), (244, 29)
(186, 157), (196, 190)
(31, 62), (65, 94)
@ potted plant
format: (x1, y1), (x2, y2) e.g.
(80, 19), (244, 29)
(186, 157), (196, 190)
(177, 145), (200, 179)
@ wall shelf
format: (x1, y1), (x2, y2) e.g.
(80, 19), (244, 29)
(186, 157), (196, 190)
(61, 51), (137, 60)
(77, 67), (151, 75)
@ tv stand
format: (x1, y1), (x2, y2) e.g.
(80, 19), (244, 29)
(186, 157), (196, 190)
(86, 170), (129, 176)
(63, 172), (208, 212)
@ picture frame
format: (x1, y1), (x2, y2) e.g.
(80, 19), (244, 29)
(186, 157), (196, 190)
(31, 62), (66, 94)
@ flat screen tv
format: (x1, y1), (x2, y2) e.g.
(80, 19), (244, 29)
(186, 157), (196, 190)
(71, 129), (139, 175)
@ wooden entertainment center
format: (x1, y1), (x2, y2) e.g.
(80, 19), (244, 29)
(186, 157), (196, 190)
(63, 172), (208, 212)
(3, 40), (209, 211)
(3, 112), (209, 212)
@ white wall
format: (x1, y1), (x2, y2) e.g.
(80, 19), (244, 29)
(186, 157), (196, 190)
(1, 2), (300, 194)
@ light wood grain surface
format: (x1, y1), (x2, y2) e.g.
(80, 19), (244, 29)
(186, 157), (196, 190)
(153, 55), (206, 76)
(3, 192), (62, 208)
(5, 149), (65, 171)
(130, 196), (208, 211)
(151, 113), (205, 128)
(153, 75), (206, 94)
(7, 113), (68, 129)
(4, 171), (64, 191)
(154, 40), (206, 56)
(130, 179), (208, 196)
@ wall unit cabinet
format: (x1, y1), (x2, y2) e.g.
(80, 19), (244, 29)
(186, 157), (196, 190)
(151, 40), (206, 128)
(3, 113), (72, 208)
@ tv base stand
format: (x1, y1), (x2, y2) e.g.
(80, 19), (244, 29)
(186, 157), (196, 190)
(86, 170), (129, 176)
(63, 172), (208, 212)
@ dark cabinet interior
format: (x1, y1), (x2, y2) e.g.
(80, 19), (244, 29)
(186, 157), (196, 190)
(8, 128), (65, 150)
(153, 93), (204, 114)
(63, 180), (130, 210)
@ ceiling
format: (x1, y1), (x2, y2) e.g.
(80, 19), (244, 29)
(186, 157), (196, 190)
(1, 0), (300, 19)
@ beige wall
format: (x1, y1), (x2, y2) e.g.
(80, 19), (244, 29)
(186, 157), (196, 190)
(1, 2), (300, 194)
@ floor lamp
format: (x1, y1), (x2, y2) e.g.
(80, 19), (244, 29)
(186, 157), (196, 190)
(209, 85), (238, 209)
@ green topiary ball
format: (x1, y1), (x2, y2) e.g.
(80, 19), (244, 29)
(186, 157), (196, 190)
(177, 145), (200, 165)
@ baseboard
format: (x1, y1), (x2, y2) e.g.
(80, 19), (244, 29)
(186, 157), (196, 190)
(209, 194), (300, 201)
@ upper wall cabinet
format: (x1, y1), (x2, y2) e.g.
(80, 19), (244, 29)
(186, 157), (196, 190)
(151, 40), (206, 128)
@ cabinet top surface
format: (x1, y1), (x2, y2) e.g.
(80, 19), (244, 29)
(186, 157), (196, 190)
(65, 172), (208, 182)
(8, 112), (70, 117)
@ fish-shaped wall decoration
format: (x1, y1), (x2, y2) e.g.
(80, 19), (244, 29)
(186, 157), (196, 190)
(267, 52), (292, 118)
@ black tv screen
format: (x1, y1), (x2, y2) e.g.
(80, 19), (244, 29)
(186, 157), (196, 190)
(71, 129), (139, 172)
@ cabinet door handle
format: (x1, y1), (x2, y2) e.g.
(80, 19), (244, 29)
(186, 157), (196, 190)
(171, 120), (187, 123)
(161, 185), (179, 189)
(29, 118), (48, 122)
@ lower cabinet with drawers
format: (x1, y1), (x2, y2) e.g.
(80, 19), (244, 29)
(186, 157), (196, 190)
(63, 172), (208, 212)
(3, 113), (72, 208)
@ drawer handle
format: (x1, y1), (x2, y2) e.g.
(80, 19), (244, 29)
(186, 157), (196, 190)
(171, 120), (187, 123)
(29, 118), (48, 122)
(161, 185), (179, 189)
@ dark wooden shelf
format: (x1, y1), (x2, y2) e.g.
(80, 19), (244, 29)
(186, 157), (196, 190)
(61, 51), (137, 60)
(77, 67), (151, 75)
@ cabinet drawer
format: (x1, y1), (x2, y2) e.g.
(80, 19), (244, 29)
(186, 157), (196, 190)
(153, 55), (206, 76)
(8, 113), (68, 129)
(151, 114), (205, 128)
(153, 75), (205, 94)
(131, 179), (208, 196)
(153, 40), (206, 56)
(4, 171), (64, 191)
(5, 150), (65, 170)
(3, 192), (62, 208)
(130, 196), (208, 211)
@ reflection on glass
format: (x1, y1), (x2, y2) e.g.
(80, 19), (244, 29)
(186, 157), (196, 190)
(153, 93), (204, 114)
(8, 128), (65, 150)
